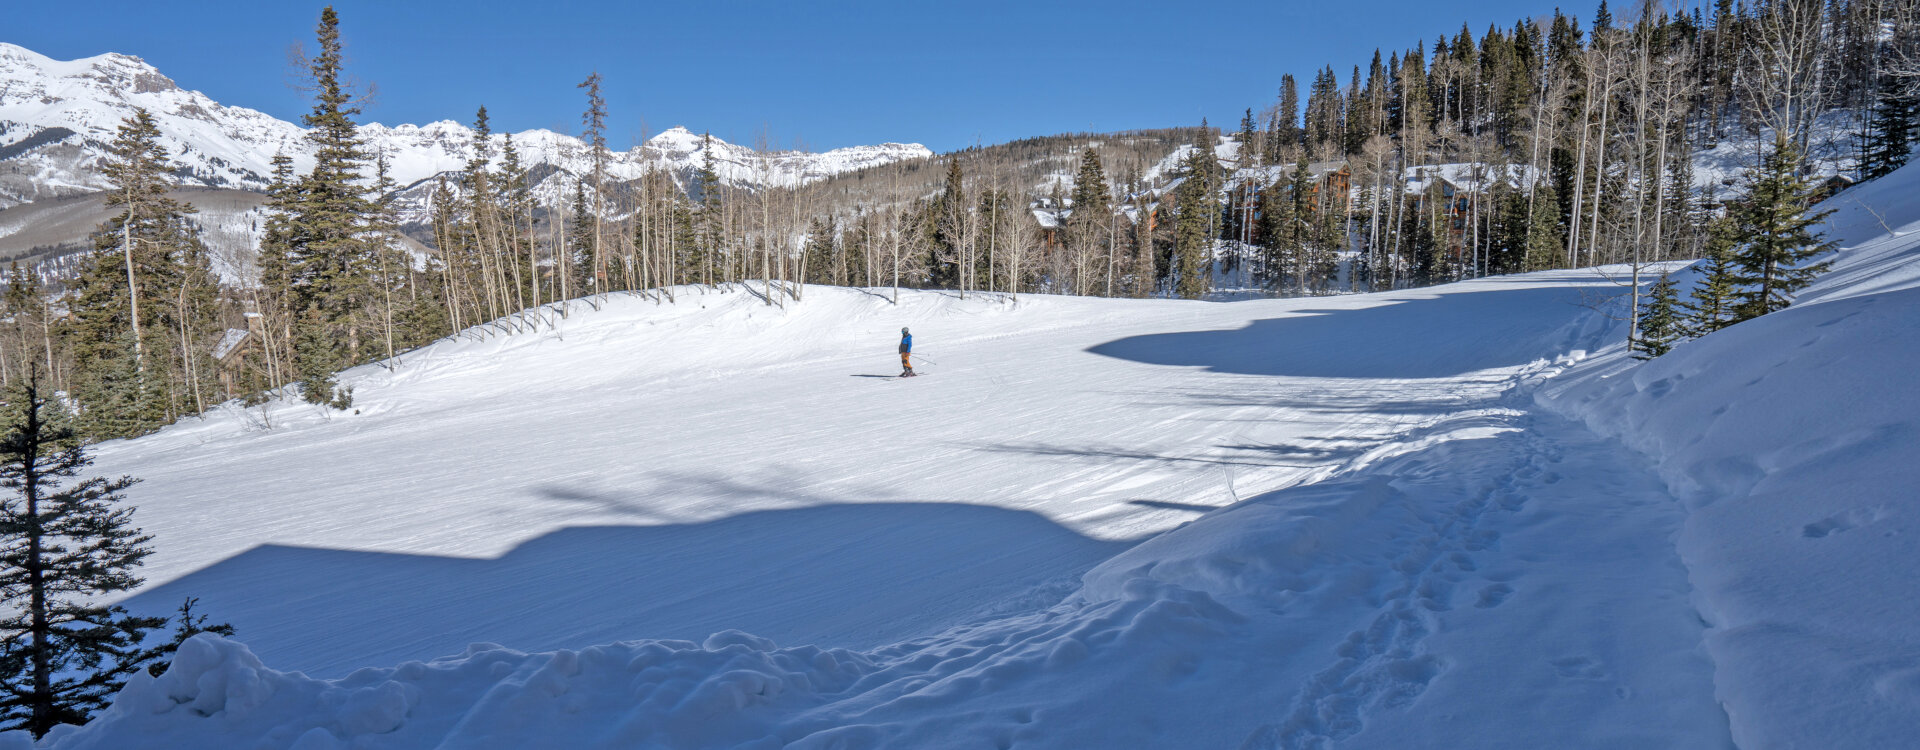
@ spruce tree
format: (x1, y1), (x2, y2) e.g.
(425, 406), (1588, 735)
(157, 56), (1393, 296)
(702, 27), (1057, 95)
(1524, 181), (1563, 271)
(0, 370), (163, 737)
(569, 181), (596, 291)
(1683, 215), (1741, 335)
(1862, 72), (1916, 180)
(68, 109), (220, 439)
(803, 217), (837, 286)
(1727, 139), (1836, 321)
(141, 597), (235, 678)
(1632, 273), (1683, 359)
(1235, 108), (1260, 164)
(1270, 75), (1302, 161)
(695, 135), (724, 286)
(928, 159), (966, 288)
(288, 6), (375, 408)
(1067, 148), (1112, 294)
(1171, 140), (1220, 299)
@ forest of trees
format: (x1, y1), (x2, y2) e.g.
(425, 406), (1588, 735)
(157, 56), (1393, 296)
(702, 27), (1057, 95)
(0, 0), (1911, 441)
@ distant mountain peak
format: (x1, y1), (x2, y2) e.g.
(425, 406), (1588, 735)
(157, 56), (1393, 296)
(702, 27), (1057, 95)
(0, 42), (931, 212)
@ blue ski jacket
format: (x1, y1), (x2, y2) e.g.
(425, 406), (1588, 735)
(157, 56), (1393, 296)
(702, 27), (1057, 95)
(899, 333), (913, 354)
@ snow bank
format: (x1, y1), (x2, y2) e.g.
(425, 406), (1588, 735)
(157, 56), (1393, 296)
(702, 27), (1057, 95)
(27, 632), (874, 750)
(1537, 159), (1920, 747)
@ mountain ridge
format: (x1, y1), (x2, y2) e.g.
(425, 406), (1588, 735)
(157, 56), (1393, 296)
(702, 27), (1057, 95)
(0, 41), (934, 211)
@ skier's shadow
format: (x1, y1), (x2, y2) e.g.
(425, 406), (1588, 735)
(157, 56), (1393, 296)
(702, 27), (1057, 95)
(849, 374), (898, 379)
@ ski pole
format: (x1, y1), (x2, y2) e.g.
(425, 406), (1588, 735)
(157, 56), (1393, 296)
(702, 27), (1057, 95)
(911, 353), (939, 366)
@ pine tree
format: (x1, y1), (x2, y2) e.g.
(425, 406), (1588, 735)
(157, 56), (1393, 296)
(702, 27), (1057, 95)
(569, 181), (595, 291)
(928, 158), (965, 288)
(1067, 148), (1112, 295)
(803, 216), (837, 286)
(695, 134), (724, 286)
(0, 370), (163, 737)
(1861, 72), (1916, 180)
(1683, 214), (1741, 335)
(287, 6), (375, 408)
(1171, 139), (1220, 299)
(67, 109), (220, 439)
(577, 73), (609, 290)
(142, 597), (235, 678)
(1632, 273), (1683, 358)
(1235, 108), (1260, 165)
(1270, 75), (1302, 160)
(1727, 139), (1837, 321)
(1524, 180), (1563, 271)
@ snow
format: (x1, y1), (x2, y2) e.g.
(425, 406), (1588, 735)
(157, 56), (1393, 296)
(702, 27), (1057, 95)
(208, 328), (249, 361)
(0, 42), (932, 209)
(14, 103), (1920, 749)
(1402, 162), (1540, 195)
(1536, 156), (1920, 748)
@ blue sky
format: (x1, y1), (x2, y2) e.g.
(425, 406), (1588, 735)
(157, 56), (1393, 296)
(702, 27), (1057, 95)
(12, 0), (1578, 152)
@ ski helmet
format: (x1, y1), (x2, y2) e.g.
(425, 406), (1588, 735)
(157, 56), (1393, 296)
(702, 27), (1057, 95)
(902, 327), (909, 334)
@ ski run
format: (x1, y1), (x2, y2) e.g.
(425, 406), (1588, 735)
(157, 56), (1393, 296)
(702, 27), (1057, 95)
(0, 135), (1912, 750)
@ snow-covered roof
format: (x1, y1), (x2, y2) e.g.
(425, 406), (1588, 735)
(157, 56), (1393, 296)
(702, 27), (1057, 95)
(210, 328), (249, 361)
(1403, 163), (1540, 195)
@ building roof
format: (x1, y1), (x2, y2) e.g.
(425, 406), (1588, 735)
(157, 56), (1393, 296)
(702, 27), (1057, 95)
(211, 328), (250, 362)
(1403, 163), (1540, 195)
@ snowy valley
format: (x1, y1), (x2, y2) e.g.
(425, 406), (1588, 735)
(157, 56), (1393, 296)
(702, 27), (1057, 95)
(1, 148), (1911, 748)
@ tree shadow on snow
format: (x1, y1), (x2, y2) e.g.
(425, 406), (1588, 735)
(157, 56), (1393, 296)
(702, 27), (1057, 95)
(1087, 286), (1586, 379)
(121, 502), (1127, 679)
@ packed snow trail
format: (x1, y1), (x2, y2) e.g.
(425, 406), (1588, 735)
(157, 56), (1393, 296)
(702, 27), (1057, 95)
(95, 276), (1610, 678)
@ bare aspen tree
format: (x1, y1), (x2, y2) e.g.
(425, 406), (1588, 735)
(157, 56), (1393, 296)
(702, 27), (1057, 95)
(1742, 0), (1836, 159)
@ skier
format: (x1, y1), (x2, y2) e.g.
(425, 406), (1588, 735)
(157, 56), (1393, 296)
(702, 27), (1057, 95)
(899, 327), (915, 377)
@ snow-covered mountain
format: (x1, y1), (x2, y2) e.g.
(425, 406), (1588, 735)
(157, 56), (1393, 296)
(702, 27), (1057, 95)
(0, 42), (931, 211)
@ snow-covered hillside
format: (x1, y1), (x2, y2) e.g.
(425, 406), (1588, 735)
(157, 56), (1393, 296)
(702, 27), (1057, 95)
(15, 149), (1920, 747)
(0, 42), (931, 210)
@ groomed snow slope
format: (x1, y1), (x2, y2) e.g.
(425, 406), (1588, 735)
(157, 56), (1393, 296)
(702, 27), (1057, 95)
(17, 155), (1920, 747)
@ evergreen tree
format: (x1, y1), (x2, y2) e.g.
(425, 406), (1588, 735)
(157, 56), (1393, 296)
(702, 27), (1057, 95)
(1862, 72), (1916, 180)
(1171, 139), (1220, 299)
(1067, 148), (1112, 294)
(1525, 180), (1564, 271)
(142, 597), (235, 678)
(803, 217), (837, 286)
(927, 159), (965, 288)
(1236, 108), (1260, 165)
(0, 370), (163, 737)
(1727, 139), (1837, 321)
(1270, 75), (1302, 160)
(287, 7), (376, 407)
(569, 181), (596, 291)
(695, 134), (723, 286)
(1683, 214), (1741, 335)
(67, 109), (220, 439)
(577, 73), (610, 290)
(1632, 273), (1683, 359)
